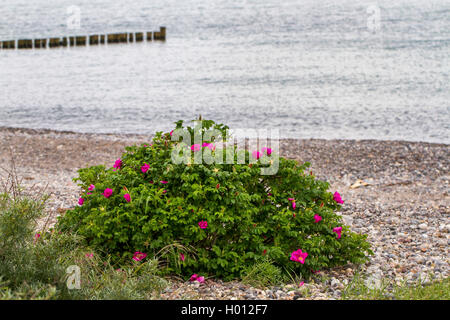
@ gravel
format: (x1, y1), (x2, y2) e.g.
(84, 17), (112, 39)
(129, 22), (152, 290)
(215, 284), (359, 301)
(0, 127), (448, 300)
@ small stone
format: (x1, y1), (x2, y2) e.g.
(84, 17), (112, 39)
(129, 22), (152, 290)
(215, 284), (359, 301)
(398, 266), (407, 273)
(284, 284), (294, 290)
(415, 256), (425, 263)
(293, 292), (302, 300)
(418, 223), (428, 230)
(330, 278), (340, 288)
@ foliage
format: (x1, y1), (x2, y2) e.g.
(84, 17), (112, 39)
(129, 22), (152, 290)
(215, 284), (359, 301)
(57, 119), (373, 280)
(241, 257), (287, 288)
(0, 174), (167, 300)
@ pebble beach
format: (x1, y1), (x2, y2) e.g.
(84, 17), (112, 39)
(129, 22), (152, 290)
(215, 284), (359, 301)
(0, 127), (448, 300)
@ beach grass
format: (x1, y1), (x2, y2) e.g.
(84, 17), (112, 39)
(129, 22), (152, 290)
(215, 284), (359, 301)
(0, 168), (167, 300)
(341, 272), (449, 300)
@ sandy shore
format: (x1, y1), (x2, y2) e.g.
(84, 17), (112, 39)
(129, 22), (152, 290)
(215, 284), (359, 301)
(0, 126), (448, 299)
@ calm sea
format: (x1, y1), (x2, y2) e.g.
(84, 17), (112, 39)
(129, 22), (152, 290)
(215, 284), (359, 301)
(0, 0), (449, 143)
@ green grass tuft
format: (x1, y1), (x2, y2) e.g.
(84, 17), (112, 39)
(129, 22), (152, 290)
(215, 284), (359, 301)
(341, 272), (449, 300)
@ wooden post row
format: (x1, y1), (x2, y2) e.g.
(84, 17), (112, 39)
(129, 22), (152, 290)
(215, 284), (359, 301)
(1, 28), (166, 50)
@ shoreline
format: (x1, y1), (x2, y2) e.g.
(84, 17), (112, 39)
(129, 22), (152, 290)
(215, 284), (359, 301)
(0, 125), (448, 299)
(1, 125), (448, 146)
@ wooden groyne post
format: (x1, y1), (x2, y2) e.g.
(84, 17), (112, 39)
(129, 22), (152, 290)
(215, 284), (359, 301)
(89, 35), (99, 45)
(34, 39), (47, 49)
(18, 39), (33, 49)
(49, 38), (61, 48)
(1, 40), (15, 49)
(135, 32), (144, 42)
(76, 36), (87, 46)
(153, 26), (166, 41)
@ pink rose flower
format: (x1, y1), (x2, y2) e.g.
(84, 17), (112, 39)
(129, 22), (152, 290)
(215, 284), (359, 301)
(190, 274), (198, 281)
(141, 163), (150, 173)
(288, 198), (296, 209)
(252, 150), (261, 160)
(198, 220), (208, 229)
(290, 249), (308, 264)
(124, 193), (131, 202)
(103, 188), (113, 198)
(333, 191), (344, 204)
(33, 232), (41, 244)
(113, 159), (122, 169)
(132, 251), (147, 262)
(191, 144), (201, 152)
(299, 281), (305, 287)
(180, 253), (185, 261)
(196, 276), (205, 283)
(262, 147), (272, 155)
(160, 180), (168, 184)
(333, 226), (342, 239)
(78, 197), (84, 206)
(314, 214), (322, 223)
(202, 142), (216, 151)
(88, 184), (95, 191)
(189, 274), (205, 283)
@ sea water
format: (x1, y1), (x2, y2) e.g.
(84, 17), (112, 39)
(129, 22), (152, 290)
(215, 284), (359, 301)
(0, 0), (449, 143)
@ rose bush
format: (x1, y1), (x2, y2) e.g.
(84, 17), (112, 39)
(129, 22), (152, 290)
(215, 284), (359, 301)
(57, 120), (372, 280)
